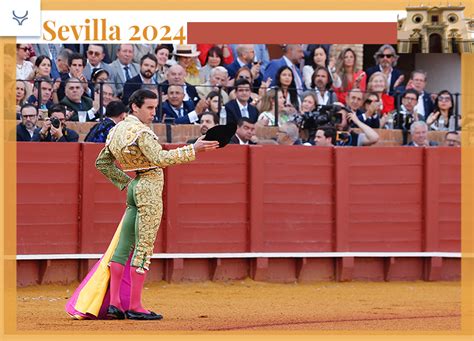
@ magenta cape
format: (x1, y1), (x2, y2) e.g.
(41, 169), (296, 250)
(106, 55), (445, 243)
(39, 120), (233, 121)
(65, 215), (132, 319)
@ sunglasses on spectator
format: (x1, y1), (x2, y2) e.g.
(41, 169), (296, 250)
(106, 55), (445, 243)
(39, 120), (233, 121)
(18, 46), (30, 52)
(365, 99), (377, 104)
(238, 75), (251, 80)
(438, 95), (451, 102)
(87, 50), (102, 57)
(378, 54), (393, 58)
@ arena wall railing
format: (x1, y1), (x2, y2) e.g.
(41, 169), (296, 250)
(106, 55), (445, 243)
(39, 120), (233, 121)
(16, 143), (460, 285)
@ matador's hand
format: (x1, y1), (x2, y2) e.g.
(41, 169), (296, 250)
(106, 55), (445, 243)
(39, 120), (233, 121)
(193, 135), (219, 153)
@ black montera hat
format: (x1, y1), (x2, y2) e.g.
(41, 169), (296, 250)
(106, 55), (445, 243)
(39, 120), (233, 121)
(204, 123), (237, 148)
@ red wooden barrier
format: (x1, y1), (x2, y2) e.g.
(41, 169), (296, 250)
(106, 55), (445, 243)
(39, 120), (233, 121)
(17, 143), (81, 254)
(16, 144), (461, 285)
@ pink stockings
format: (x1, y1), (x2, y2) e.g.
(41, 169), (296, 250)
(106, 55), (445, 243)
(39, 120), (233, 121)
(129, 268), (149, 313)
(109, 262), (125, 310)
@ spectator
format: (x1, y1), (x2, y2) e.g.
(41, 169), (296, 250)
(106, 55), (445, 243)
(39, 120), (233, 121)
(314, 125), (337, 146)
(310, 66), (337, 105)
(198, 44), (234, 66)
(84, 101), (127, 143)
(17, 104), (39, 141)
(186, 111), (219, 144)
(205, 91), (224, 117)
(31, 104), (79, 142)
(345, 88), (364, 116)
(257, 88), (286, 126)
(228, 66), (261, 103)
(407, 121), (438, 146)
(358, 92), (382, 129)
(276, 122), (303, 145)
(56, 48), (73, 78)
(34, 55), (52, 79)
(229, 44), (269, 68)
(91, 83), (116, 118)
(16, 44), (35, 80)
(122, 54), (158, 105)
(27, 77), (55, 113)
(229, 117), (257, 145)
(16, 80), (31, 117)
(57, 52), (90, 101)
(392, 89), (419, 130)
(199, 46), (225, 83)
(366, 71), (394, 114)
(275, 65), (300, 113)
(399, 70), (434, 121)
(154, 44), (173, 83)
(225, 79), (259, 125)
(90, 68), (111, 98)
(226, 44), (257, 80)
(84, 44), (112, 80)
(444, 131), (461, 147)
(197, 66), (230, 104)
(365, 44), (404, 95)
(161, 85), (207, 124)
(426, 90), (458, 131)
(60, 77), (95, 122)
(160, 64), (200, 106)
(300, 91), (318, 113)
(109, 44), (140, 98)
(303, 45), (341, 89)
(334, 105), (379, 146)
(264, 44), (305, 95)
(333, 47), (366, 104)
(173, 45), (201, 85)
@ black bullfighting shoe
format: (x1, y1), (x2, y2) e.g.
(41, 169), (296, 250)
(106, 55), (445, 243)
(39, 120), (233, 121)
(125, 310), (163, 320)
(106, 305), (125, 320)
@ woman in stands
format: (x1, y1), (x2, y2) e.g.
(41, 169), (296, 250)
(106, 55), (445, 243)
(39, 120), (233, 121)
(154, 44), (173, 83)
(302, 45), (341, 90)
(366, 71), (394, 115)
(300, 91), (318, 113)
(333, 47), (366, 104)
(256, 88), (287, 126)
(359, 92), (383, 129)
(16, 80), (31, 118)
(173, 44), (201, 86)
(199, 46), (225, 84)
(426, 90), (459, 131)
(206, 91), (223, 116)
(275, 65), (300, 114)
(16, 44), (35, 81)
(34, 55), (52, 79)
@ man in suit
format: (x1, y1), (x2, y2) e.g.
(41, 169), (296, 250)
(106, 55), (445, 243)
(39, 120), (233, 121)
(161, 85), (207, 124)
(226, 44), (261, 85)
(407, 121), (438, 146)
(229, 117), (257, 145)
(365, 44), (404, 96)
(83, 44), (112, 81)
(122, 54), (158, 105)
(225, 79), (259, 125)
(57, 53), (91, 101)
(398, 70), (434, 121)
(109, 44), (140, 98)
(263, 44), (305, 94)
(60, 77), (95, 122)
(17, 104), (39, 141)
(159, 64), (200, 106)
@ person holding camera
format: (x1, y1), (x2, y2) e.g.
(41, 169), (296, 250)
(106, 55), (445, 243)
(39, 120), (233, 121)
(334, 105), (379, 146)
(31, 104), (79, 142)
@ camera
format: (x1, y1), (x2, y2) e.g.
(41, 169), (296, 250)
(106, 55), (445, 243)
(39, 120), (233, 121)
(294, 104), (347, 142)
(50, 117), (61, 129)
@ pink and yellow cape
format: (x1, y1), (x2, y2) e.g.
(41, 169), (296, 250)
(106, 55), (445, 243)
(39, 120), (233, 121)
(65, 215), (132, 319)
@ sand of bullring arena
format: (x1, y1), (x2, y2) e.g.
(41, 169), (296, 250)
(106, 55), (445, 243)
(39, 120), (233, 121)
(16, 279), (460, 332)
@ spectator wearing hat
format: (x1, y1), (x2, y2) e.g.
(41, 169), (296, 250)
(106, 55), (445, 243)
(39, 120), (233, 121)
(83, 44), (112, 81)
(173, 44), (201, 86)
(109, 44), (140, 97)
(122, 54), (158, 105)
(84, 101), (127, 143)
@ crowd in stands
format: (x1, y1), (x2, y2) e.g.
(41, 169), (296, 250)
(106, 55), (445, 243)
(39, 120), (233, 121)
(15, 43), (461, 146)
